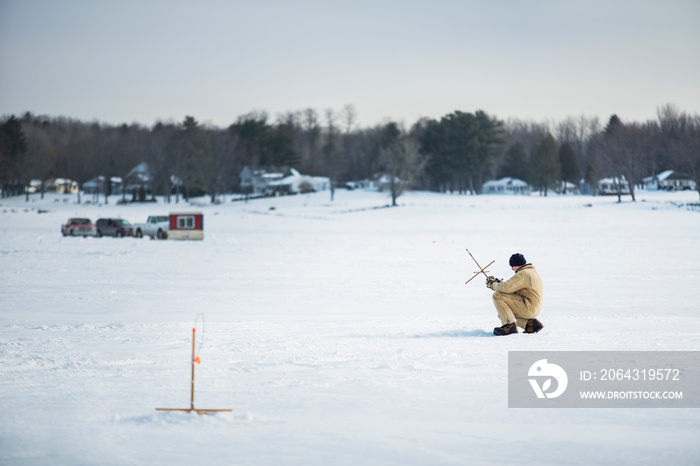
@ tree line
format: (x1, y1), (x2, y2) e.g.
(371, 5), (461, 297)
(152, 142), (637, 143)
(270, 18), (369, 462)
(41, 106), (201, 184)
(1, 103), (698, 202)
(497, 105), (700, 201)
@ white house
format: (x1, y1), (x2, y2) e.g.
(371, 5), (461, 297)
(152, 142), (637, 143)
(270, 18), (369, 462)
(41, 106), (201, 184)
(375, 174), (404, 192)
(45, 178), (80, 194)
(661, 172), (696, 191)
(642, 170), (673, 190)
(239, 166), (285, 195)
(267, 168), (331, 194)
(482, 177), (530, 194)
(26, 179), (42, 193)
(598, 177), (630, 195)
(239, 166), (330, 195)
(643, 170), (696, 191)
(557, 181), (580, 195)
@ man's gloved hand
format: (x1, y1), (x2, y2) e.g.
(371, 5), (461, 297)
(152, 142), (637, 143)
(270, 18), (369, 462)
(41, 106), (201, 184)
(486, 276), (502, 289)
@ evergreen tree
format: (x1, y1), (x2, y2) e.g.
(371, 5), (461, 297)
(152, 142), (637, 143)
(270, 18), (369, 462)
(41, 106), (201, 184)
(604, 114), (623, 137)
(420, 110), (504, 193)
(0, 116), (28, 197)
(497, 142), (529, 181)
(530, 134), (560, 196)
(169, 115), (208, 200)
(381, 122), (401, 148)
(474, 110), (506, 180)
(268, 120), (299, 167)
(229, 112), (270, 167)
(559, 142), (580, 193)
(419, 119), (448, 191)
(442, 111), (479, 193)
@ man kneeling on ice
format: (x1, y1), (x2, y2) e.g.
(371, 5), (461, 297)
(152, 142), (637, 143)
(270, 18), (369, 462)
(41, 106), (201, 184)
(486, 253), (544, 336)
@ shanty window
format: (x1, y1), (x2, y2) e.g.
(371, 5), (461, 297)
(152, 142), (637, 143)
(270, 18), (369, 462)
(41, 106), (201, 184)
(177, 216), (195, 229)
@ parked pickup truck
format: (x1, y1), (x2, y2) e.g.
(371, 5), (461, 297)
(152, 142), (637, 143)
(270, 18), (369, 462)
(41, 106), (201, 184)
(133, 215), (169, 239)
(62, 218), (98, 237)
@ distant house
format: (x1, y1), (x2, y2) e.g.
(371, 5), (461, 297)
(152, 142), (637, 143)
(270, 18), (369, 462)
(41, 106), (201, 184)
(123, 162), (152, 195)
(26, 179), (42, 193)
(643, 170), (696, 191)
(239, 166), (284, 195)
(482, 177), (530, 194)
(662, 172), (696, 191)
(239, 166), (329, 195)
(83, 177), (101, 194)
(267, 168), (331, 194)
(642, 170), (673, 190)
(557, 181), (580, 195)
(598, 177), (630, 195)
(45, 178), (80, 194)
(375, 174), (403, 192)
(83, 176), (123, 195)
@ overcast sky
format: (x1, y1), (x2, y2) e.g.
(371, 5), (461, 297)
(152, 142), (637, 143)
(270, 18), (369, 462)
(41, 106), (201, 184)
(1, 0), (699, 129)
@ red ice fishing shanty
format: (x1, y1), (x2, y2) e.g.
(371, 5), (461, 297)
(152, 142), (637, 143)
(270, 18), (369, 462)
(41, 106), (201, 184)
(167, 212), (204, 240)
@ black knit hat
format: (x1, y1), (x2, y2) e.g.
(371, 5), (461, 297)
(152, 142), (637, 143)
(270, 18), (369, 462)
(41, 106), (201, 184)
(509, 253), (526, 267)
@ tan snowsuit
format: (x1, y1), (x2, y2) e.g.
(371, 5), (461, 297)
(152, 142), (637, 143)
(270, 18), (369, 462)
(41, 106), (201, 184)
(491, 264), (542, 328)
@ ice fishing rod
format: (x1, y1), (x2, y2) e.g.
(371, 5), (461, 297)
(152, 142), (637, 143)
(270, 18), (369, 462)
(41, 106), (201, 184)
(465, 248), (495, 285)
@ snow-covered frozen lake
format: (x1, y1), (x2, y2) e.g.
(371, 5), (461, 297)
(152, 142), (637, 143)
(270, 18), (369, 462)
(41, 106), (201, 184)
(1, 189), (699, 465)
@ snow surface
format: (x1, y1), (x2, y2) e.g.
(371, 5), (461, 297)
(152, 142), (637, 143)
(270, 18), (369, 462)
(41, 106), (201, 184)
(1, 189), (699, 465)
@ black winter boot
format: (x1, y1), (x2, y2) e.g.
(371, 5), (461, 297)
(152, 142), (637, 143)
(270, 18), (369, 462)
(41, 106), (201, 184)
(524, 319), (544, 334)
(493, 322), (518, 336)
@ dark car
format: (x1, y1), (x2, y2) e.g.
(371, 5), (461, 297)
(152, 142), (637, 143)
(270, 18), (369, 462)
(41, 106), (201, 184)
(96, 218), (134, 237)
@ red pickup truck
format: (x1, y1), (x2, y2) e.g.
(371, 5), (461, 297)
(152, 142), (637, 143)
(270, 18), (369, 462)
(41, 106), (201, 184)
(61, 218), (98, 237)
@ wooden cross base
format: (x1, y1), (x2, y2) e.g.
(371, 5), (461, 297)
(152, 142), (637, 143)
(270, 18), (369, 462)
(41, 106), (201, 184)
(156, 408), (232, 414)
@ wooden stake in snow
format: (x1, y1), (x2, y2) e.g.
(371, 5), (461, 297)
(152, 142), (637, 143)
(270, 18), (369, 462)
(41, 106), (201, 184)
(464, 249), (495, 285)
(156, 328), (232, 415)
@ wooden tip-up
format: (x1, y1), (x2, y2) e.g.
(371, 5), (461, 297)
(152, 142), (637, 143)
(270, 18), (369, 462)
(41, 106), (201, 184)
(156, 408), (232, 414)
(156, 326), (231, 415)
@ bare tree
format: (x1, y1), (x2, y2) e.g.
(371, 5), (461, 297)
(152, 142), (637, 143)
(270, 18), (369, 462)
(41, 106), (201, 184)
(300, 108), (321, 173)
(379, 135), (427, 206)
(504, 118), (550, 152)
(676, 115), (700, 201)
(198, 129), (241, 203)
(339, 104), (359, 183)
(145, 122), (178, 202)
(323, 108), (339, 201)
(555, 115), (602, 185)
(340, 104), (357, 134)
(658, 105), (700, 200)
(596, 120), (657, 201)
